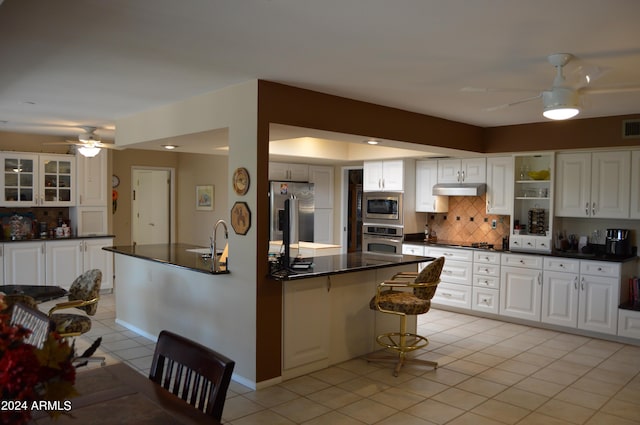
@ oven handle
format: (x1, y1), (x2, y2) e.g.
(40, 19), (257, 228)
(364, 235), (403, 244)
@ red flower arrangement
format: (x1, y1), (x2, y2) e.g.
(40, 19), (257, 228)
(0, 295), (77, 425)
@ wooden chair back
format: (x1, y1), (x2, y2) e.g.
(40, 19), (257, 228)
(149, 330), (235, 421)
(10, 302), (52, 349)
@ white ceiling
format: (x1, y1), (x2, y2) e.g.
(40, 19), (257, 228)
(1, 0), (639, 155)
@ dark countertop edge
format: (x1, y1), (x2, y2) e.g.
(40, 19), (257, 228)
(2, 234), (115, 243)
(270, 255), (435, 281)
(103, 245), (230, 276)
(403, 240), (637, 263)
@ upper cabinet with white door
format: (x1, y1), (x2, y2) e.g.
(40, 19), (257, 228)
(555, 151), (630, 218)
(0, 152), (75, 207)
(269, 162), (309, 181)
(437, 158), (486, 184)
(76, 149), (108, 206)
(309, 165), (334, 244)
(415, 160), (448, 212)
(486, 156), (514, 215)
(363, 159), (404, 191)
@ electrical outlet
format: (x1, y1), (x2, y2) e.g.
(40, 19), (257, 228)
(491, 219), (497, 229)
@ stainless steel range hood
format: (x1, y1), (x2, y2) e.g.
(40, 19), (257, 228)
(432, 183), (486, 196)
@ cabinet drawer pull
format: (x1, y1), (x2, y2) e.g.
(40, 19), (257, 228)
(441, 292), (452, 297)
(585, 202), (589, 216)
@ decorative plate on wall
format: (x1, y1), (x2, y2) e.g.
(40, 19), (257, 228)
(231, 201), (251, 235)
(232, 167), (250, 196)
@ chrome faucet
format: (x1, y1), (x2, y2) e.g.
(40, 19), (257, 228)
(210, 219), (228, 272)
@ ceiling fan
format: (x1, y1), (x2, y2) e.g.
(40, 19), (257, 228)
(45, 126), (121, 157)
(464, 53), (640, 120)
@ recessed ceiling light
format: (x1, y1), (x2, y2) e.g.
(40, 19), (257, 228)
(162, 144), (178, 150)
(364, 139), (379, 145)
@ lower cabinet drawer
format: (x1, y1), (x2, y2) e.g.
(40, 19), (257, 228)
(618, 309), (640, 339)
(473, 274), (500, 289)
(472, 287), (499, 314)
(432, 282), (471, 309)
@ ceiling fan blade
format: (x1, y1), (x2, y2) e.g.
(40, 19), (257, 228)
(581, 84), (640, 95)
(484, 93), (542, 112)
(461, 87), (540, 94)
(94, 142), (123, 150)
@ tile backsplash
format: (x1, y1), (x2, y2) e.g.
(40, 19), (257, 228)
(426, 194), (510, 246)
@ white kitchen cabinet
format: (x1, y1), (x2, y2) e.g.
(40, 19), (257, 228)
(630, 150), (640, 219)
(402, 244), (427, 271)
(269, 162), (309, 181)
(415, 160), (448, 212)
(578, 260), (619, 335)
(541, 258), (580, 327)
(309, 165), (334, 244)
(428, 246), (472, 309)
(0, 153), (75, 207)
(309, 165), (333, 208)
(70, 207), (109, 236)
(437, 158), (486, 184)
(486, 156), (513, 215)
(500, 253), (543, 321)
(46, 238), (114, 291)
(76, 149), (108, 206)
(45, 240), (83, 289)
(4, 241), (46, 285)
(363, 159), (404, 191)
(618, 309), (640, 339)
(472, 250), (501, 314)
(555, 151), (630, 218)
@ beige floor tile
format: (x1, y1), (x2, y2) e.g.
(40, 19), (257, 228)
(369, 386), (425, 410)
(432, 387), (488, 411)
(401, 376), (449, 398)
(514, 377), (566, 397)
(336, 376), (390, 397)
(446, 411), (505, 425)
(242, 385), (300, 408)
(306, 386), (363, 409)
(569, 376), (624, 397)
(471, 399), (530, 424)
(531, 366), (581, 386)
(584, 411), (640, 425)
(493, 387), (548, 410)
(405, 398), (465, 424)
(310, 366), (359, 385)
(554, 387), (610, 410)
(230, 409), (295, 425)
(517, 412), (578, 425)
(455, 376), (507, 397)
(278, 375), (332, 396)
(300, 410), (368, 425)
(222, 395), (266, 422)
(270, 397), (332, 423)
(495, 358), (542, 375)
(526, 344), (571, 359)
(476, 367), (526, 386)
(599, 398), (640, 422)
(338, 398), (398, 424)
(443, 359), (490, 376)
(512, 351), (556, 367)
(422, 367), (471, 386)
(462, 351), (506, 367)
(374, 411), (439, 425)
(536, 399), (596, 424)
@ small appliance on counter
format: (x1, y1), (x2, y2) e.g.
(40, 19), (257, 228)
(605, 228), (632, 257)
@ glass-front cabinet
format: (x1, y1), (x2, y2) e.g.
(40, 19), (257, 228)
(0, 153), (75, 207)
(510, 153), (554, 252)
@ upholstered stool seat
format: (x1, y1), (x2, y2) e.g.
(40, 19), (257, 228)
(48, 269), (102, 337)
(49, 312), (92, 335)
(366, 257), (444, 376)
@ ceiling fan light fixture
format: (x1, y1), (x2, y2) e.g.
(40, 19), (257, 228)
(542, 88), (580, 120)
(77, 145), (101, 157)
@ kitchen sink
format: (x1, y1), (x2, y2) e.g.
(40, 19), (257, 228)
(186, 247), (211, 255)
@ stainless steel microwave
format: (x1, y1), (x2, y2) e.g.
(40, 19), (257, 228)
(363, 192), (403, 225)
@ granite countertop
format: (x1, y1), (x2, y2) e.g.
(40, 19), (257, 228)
(269, 252), (434, 281)
(2, 234), (115, 242)
(403, 238), (637, 263)
(104, 243), (230, 275)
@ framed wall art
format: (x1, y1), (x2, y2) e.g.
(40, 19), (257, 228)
(196, 185), (214, 211)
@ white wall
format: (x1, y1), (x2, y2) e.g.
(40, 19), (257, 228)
(116, 80), (260, 386)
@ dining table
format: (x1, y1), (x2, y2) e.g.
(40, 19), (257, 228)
(0, 284), (68, 302)
(29, 362), (220, 425)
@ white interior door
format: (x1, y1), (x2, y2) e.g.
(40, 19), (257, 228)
(132, 168), (171, 245)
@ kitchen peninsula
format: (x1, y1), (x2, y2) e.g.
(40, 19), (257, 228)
(106, 243), (432, 384)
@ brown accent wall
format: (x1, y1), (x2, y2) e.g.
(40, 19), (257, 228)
(483, 114), (640, 153)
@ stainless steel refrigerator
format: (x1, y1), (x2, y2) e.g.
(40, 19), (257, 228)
(269, 181), (314, 242)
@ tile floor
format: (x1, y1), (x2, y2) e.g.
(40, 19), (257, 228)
(44, 293), (640, 425)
